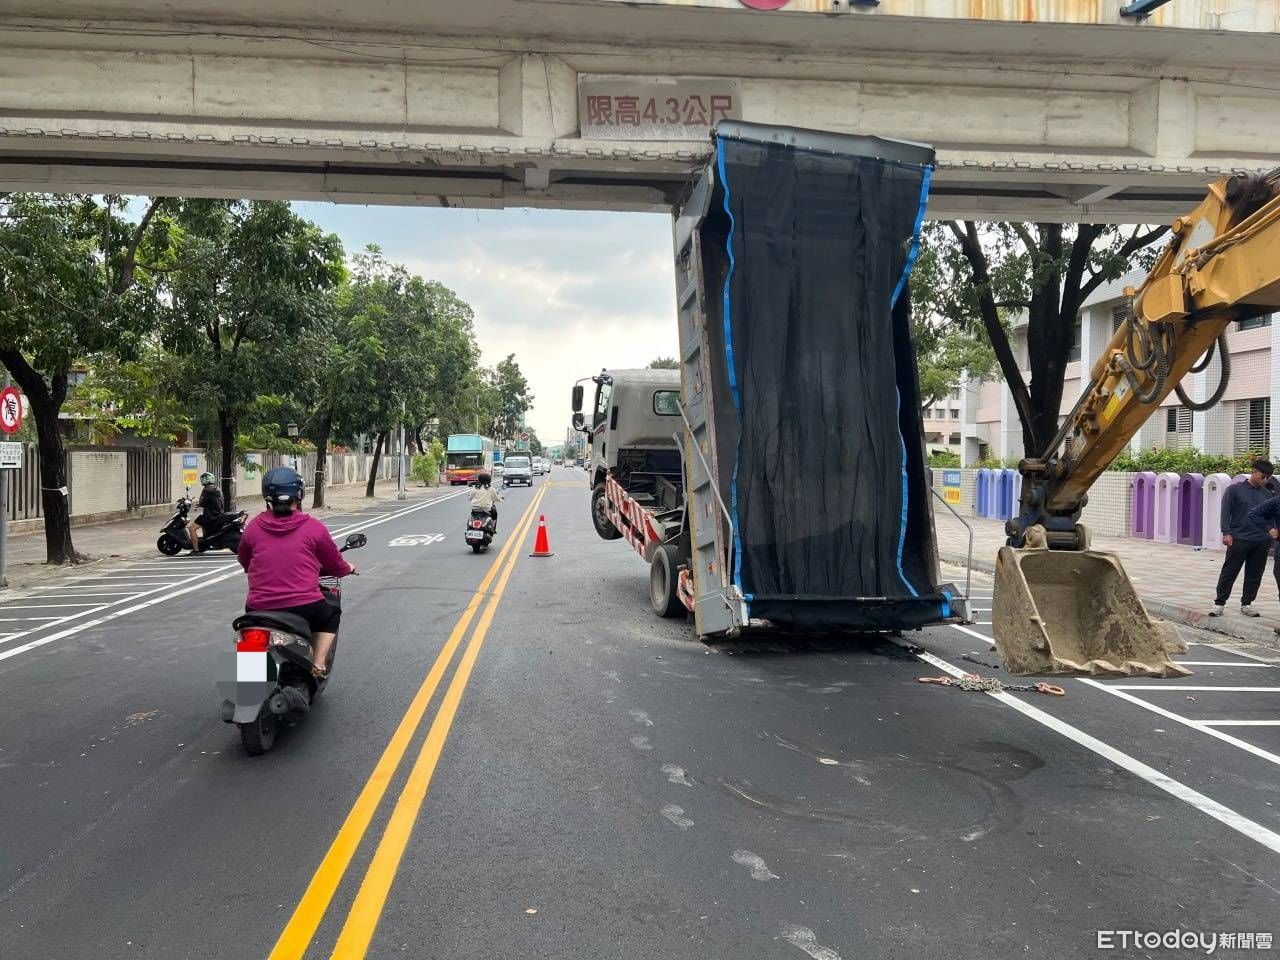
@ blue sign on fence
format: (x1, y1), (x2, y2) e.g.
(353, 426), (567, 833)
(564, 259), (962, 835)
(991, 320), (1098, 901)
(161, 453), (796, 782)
(182, 453), (198, 470)
(942, 469), (961, 487)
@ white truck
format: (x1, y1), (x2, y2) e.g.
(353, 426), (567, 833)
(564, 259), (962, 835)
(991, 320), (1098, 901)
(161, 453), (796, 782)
(572, 122), (971, 640)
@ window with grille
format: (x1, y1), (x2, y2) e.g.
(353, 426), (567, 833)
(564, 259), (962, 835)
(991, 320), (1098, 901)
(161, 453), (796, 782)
(1234, 398), (1270, 455)
(949, 432), (961, 444)
(1067, 322), (1082, 362)
(1237, 314), (1273, 332)
(1165, 407), (1191, 433)
(1112, 305), (1127, 332)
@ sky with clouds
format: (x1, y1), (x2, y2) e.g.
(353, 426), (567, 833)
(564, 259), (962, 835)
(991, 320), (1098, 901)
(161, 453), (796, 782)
(292, 204), (679, 446)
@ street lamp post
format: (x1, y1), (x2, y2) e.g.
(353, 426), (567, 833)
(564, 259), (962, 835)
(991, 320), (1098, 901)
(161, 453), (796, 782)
(286, 422), (300, 475)
(397, 401), (407, 501)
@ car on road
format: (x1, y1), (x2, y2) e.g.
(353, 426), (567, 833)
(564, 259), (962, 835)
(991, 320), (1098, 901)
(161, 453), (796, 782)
(503, 454), (533, 486)
(493, 462), (504, 479)
(531, 457), (545, 476)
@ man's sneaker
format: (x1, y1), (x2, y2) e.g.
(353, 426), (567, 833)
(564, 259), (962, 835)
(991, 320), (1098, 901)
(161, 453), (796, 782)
(1241, 604), (1262, 618)
(1209, 604), (1225, 617)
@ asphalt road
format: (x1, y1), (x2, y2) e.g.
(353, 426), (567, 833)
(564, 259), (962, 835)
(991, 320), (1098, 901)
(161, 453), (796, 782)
(1, 466), (1277, 960)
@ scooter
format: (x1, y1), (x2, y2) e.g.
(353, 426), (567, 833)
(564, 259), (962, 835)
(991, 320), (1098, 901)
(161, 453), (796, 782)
(156, 493), (247, 556)
(217, 532), (367, 755)
(465, 508), (497, 553)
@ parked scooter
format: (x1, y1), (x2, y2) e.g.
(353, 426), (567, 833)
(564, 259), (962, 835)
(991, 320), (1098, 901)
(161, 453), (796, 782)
(217, 532), (367, 755)
(156, 493), (247, 556)
(465, 508), (497, 553)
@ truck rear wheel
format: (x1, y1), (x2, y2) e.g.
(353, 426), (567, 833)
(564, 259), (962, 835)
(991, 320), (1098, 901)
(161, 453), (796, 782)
(591, 483), (622, 541)
(649, 543), (685, 619)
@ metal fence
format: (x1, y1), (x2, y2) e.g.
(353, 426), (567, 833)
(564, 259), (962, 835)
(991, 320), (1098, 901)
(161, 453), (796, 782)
(3, 443), (44, 522)
(125, 447), (171, 510)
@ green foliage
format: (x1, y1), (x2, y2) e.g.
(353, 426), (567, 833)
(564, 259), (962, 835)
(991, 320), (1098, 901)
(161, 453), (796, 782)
(63, 348), (193, 443)
(927, 450), (961, 468)
(411, 452), (440, 485)
(1108, 446), (1263, 476)
(975, 456), (1023, 469)
(647, 357), (680, 370)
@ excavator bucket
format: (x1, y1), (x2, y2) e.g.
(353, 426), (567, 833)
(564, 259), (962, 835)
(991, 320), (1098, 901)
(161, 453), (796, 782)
(992, 546), (1190, 677)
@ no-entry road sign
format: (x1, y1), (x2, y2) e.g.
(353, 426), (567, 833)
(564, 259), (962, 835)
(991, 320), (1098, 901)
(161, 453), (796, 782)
(0, 386), (22, 435)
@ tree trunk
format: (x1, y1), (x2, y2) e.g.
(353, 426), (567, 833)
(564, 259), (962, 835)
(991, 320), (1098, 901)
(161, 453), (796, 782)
(365, 429), (387, 498)
(0, 354), (80, 564)
(218, 408), (236, 510)
(312, 414), (332, 509)
(31, 390), (78, 565)
(413, 426), (425, 454)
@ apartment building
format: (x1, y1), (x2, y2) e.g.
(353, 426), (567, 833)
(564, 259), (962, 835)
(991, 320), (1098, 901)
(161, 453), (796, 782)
(922, 389), (964, 453)
(958, 271), (1277, 466)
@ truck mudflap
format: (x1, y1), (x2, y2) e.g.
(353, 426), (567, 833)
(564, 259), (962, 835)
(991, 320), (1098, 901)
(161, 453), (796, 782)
(993, 545), (1190, 677)
(747, 594), (959, 633)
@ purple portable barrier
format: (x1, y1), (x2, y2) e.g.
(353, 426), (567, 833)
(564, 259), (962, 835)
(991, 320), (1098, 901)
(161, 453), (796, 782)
(1153, 472), (1180, 543)
(976, 468), (993, 518)
(1177, 473), (1204, 547)
(1231, 473), (1251, 485)
(1130, 471), (1157, 539)
(1202, 473), (1232, 551)
(997, 468), (1019, 520)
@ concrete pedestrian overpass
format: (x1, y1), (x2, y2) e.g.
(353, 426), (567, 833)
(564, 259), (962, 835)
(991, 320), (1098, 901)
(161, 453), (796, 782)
(2, 0), (1279, 222)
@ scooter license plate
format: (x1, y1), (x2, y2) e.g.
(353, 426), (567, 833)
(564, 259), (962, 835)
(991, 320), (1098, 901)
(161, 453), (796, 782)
(465, 530), (485, 541)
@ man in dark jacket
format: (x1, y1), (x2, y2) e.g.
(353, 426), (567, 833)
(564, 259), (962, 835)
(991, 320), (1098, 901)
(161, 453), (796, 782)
(1212, 459), (1277, 617)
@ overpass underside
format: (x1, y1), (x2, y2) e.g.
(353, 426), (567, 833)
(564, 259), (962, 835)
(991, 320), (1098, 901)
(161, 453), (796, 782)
(1, 0), (1278, 223)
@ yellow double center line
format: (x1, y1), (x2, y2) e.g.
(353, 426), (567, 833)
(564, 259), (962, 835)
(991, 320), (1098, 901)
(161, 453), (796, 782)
(270, 487), (549, 960)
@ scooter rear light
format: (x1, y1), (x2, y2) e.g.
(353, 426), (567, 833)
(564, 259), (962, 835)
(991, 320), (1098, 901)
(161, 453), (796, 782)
(471, 520), (484, 529)
(237, 628), (271, 652)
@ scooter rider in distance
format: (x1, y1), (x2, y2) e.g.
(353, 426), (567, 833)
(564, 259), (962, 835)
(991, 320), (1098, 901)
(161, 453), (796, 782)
(188, 471), (225, 554)
(237, 467), (355, 677)
(470, 471), (502, 531)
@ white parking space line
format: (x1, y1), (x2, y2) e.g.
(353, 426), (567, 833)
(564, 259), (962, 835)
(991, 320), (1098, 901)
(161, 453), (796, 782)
(1106, 686), (1280, 693)
(0, 490), (465, 664)
(1189, 642), (1280, 664)
(1200, 720), (1280, 727)
(929, 640), (1280, 855)
(1079, 680), (1280, 767)
(1178, 661), (1277, 668)
(972, 607), (991, 613)
(0, 616), (62, 622)
(19, 591), (138, 599)
(975, 621), (992, 626)
(949, 623), (994, 643)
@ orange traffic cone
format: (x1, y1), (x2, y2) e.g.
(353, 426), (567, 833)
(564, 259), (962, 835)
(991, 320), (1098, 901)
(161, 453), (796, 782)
(529, 514), (554, 557)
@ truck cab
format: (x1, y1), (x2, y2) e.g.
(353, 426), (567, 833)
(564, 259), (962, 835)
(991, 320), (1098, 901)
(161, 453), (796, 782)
(574, 369), (684, 547)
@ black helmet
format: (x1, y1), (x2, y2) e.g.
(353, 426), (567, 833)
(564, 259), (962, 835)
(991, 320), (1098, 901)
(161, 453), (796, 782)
(262, 466), (305, 513)
(475, 471), (492, 487)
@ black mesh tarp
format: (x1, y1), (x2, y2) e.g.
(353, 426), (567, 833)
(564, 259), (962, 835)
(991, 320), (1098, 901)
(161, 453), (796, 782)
(699, 132), (948, 631)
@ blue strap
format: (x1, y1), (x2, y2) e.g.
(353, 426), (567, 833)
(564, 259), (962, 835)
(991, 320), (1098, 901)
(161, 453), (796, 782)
(716, 140), (748, 608)
(891, 166), (934, 598)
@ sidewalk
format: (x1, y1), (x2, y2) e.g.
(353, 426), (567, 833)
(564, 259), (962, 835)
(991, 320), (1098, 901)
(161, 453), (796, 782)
(935, 512), (1280, 649)
(0, 480), (448, 591)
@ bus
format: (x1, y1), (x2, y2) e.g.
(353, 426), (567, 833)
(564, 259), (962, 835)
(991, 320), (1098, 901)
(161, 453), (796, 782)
(445, 434), (495, 485)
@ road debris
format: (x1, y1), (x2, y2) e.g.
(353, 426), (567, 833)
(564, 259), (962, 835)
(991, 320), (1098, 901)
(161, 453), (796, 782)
(917, 674), (1066, 696)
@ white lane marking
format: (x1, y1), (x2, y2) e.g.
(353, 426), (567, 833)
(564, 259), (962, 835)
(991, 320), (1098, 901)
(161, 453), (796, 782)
(972, 607), (991, 612)
(660, 804), (693, 830)
(975, 621), (993, 625)
(1189, 642), (1279, 664)
(0, 603), (113, 610)
(1105, 686), (1280, 692)
(950, 623), (995, 643)
(781, 924), (842, 960)
(1178, 662), (1276, 668)
(18, 591), (138, 599)
(1200, 720), (1280, 727)
(629, 709), (654, 726)
(929, 642), (1280, 855)
(731, 849), (778, 881)
(0, 492), (466, 664)
(661, 764), (693, 787)
(0, 616), (62, 622)
(1079, 680), (1280, 768)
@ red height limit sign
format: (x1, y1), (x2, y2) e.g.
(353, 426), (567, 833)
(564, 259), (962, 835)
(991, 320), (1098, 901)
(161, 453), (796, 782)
(0, 386), (22, 435)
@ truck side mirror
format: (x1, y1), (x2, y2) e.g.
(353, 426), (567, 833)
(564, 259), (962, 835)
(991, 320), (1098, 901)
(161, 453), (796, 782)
(571, 384), (584, 413)
(572, 412), (585, 431)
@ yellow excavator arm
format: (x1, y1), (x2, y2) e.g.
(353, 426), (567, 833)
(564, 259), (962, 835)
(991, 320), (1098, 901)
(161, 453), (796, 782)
(994, 169), (1280, 676)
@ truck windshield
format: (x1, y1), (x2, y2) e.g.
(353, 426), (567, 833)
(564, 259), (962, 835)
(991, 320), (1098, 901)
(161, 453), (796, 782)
(507, 457), (530, 468)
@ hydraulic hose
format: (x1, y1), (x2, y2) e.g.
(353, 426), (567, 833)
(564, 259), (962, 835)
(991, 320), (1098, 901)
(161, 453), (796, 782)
(1175, 331), (1232, 412)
